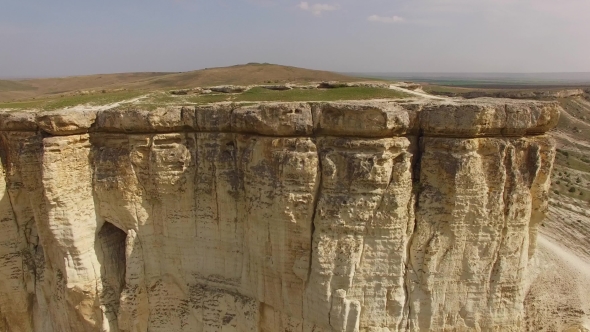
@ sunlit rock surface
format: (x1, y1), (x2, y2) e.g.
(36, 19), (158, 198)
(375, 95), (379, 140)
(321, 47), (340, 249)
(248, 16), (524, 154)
(0, 99), (559, 331)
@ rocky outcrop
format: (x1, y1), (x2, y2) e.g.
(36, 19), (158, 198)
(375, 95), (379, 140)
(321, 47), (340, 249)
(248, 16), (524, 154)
(0, 98), (559, 331)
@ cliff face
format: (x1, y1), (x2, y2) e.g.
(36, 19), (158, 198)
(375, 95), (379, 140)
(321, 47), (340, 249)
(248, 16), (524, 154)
(0, 99), (559, 332)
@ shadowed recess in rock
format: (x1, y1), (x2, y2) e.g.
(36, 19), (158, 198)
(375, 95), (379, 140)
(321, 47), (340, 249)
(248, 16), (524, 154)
(95, 221), (127, 331)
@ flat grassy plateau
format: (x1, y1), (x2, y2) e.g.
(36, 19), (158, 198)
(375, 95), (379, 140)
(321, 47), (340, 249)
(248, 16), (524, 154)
(0, 86), (408, 111)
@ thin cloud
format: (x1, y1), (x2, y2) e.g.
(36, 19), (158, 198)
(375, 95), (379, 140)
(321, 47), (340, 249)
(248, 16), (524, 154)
(298, 2), (338, 16)
(368, 15), (405, 24)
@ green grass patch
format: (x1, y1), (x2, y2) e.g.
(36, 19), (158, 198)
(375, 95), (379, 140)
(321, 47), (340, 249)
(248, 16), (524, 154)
(185, 86), (409, 103)
(187, 94), (232, 103)
(0, 99), (44, 110)
(0, 90), (146, 111)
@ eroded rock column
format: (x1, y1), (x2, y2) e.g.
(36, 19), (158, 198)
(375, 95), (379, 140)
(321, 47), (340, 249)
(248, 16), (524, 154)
(0, 131), (49, 332)
(0, 134), (33, 332)
(239, 135), (319, 331)
(36, 134), (104, 332)
(304, 137), (416, 332)
(407, 137), (555, 331)
(406, 101), (557, 331)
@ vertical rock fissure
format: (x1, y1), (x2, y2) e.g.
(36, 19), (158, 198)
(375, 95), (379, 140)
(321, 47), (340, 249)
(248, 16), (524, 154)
(307, 103), (320, 306)
(193, 133), (200, 238)
(212, 157), (221, 229)
(132, 136), (152, 200)
(402, 134), (423, 332)
(0, 137), (21, 237)
(306, 138), (322, 289)
(144, 135), (154, 328)
(376, 152), (398, 212)
(309, 104), (321, 292)
(487, 144), (512, 294)
(487, 144), (513, 311)
(228, 104), (236, 133)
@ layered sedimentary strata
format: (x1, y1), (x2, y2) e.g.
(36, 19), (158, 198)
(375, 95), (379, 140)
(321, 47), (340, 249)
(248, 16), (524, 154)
(0, 98), (559, 332)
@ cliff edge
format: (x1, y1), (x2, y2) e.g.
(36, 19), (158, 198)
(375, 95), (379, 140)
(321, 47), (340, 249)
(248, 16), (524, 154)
(0, 98), (559, 331)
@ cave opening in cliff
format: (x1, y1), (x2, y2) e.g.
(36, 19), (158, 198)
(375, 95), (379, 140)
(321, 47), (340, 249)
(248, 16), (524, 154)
(96, 221), (127, 325)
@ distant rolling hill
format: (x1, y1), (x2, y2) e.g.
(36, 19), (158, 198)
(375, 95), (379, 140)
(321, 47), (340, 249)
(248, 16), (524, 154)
(0, 63), (356, 102)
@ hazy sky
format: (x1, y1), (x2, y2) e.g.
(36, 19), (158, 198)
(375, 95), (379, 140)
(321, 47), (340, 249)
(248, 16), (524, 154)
(1, 0), (589, 77)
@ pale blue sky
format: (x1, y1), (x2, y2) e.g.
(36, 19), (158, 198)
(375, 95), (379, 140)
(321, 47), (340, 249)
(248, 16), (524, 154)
(1, 0), (589, 77)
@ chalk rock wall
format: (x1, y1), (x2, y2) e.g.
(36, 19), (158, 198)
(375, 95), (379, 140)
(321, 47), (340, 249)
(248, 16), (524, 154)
(0, 99), (559, 332)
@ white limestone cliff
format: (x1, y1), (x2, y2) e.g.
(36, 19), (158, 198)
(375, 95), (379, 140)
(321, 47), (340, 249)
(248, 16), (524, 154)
(0, 99), (559, 331)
